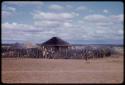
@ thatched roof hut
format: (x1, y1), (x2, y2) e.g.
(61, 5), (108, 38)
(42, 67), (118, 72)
(42, 37), (70, 46)
(42, 37), (70, 51)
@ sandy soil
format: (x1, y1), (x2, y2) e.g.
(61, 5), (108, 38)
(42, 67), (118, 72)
(2, 55), (123, 84)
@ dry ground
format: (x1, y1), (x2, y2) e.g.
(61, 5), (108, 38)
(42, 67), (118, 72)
(2, 55), (123, 84)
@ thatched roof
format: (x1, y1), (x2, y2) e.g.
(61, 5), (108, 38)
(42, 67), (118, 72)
(42, 37), (70, 46)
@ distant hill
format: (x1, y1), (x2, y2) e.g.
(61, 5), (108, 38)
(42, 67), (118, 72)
(2, 43), (123, 47)
(66, 44), (123, 47)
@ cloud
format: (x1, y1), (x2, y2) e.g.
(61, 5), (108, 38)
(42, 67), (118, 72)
(76, 6), (87, 11)
(3, 1), (43, 5)
(103, 9), (109, 13)
(49, 4), (64, 10)
(81, 14), (123, 40)
(2, 5), (16, 12)
(84, 14), (123, 24)
(32, 11), (76, 30)
(111, 14), (124, 22)
(34, 20), (62, 28)
(66, 5), (72, 9)
(2, 11), (12, 17)
(3, 13), (123, 43)
(2, 5), (16, 18)
(2, 22), (58, 42)
(1, 2), (123, 44)
(63, 22), (72, 27)
(2, 22), (35, 32)
(2, 22), (42, 42)
(33, 11), (75, 21)
(2, 5), (123, 44)
(84, 14), (108, 22)
(7, 7), (16, 12)
(32, 11), (74, 41)
(118, 29), (123, 35)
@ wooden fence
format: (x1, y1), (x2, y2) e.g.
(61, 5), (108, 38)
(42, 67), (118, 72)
(2, 45), (115, 59)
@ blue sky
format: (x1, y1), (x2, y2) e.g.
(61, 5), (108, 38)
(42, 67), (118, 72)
(2, 1), (124, 44)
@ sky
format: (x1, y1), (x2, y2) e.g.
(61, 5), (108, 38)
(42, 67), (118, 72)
(2, 1), (124, 44)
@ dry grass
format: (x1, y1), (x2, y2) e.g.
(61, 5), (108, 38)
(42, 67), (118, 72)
(2, 55), (123, 83)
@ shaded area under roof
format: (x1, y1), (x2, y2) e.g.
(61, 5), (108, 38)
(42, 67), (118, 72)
(42, 37), (70, 46)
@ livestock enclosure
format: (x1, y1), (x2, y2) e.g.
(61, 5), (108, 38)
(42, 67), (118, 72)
(2, 44), (117, 59)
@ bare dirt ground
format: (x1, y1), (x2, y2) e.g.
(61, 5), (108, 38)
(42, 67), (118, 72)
(2, 55), (123, 84)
